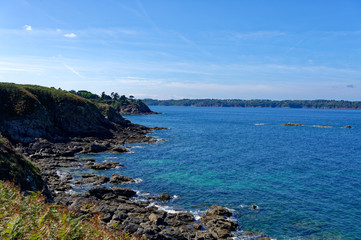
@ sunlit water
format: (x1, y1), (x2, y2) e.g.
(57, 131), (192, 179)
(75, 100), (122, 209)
(77, 106), (361, 239)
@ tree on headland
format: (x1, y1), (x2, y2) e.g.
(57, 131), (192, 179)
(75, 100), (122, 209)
(69, 90), (154, 114)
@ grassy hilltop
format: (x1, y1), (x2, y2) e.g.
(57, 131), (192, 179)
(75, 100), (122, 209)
(0, 83), (130, 143)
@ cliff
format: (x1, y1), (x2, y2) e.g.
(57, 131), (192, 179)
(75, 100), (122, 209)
(0, 83), (131, 143)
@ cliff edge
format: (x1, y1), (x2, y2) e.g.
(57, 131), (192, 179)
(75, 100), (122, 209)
(0, 83), (131, 143)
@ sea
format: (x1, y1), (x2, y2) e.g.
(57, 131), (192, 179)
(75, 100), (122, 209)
(78, 106), (361, 240)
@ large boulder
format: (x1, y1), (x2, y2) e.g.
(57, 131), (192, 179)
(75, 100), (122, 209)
(201, 205), (238, 239)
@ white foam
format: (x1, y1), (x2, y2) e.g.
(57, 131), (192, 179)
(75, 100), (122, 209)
(173, 195), (179, 199)
(65, 189), (76, 195)
(134, 178), (143, 183)
(254, 123), (265, 125)
(56, 170), (69, 180)
(147, 203), (183, 214)
(190, 209), (204, 221)
(133, 146), (145, 149)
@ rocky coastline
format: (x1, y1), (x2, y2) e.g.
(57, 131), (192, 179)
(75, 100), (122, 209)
(0, 83), (238, 239)
(16, 131), (238, 240)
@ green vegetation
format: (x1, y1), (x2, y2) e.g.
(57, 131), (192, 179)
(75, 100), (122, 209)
(0, 134), (44, 192)
(142, 98), (361, 109)
(69, 90), (153, 114)
(0, 181), (143, 240)
(0, 83), (87, 118)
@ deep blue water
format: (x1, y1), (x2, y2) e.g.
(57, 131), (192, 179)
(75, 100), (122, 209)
(82, 106), (361, 239)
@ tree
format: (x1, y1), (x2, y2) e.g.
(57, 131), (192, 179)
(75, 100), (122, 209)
(113, 92), (119, 100)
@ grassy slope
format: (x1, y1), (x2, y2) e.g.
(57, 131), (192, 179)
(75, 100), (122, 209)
(0, 134), (45, 192)
(0, 83), (119, 142)
(0, 181), (142, 240)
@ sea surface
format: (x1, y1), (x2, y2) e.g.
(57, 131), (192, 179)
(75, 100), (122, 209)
(81, 106), (361, 239)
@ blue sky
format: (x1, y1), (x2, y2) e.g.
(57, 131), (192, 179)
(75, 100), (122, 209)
(1, 0), (361, 100)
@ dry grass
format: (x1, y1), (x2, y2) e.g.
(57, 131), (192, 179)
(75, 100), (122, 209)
(0, 181), (145, 240)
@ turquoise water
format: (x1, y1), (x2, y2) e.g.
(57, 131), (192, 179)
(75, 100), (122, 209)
(88, 106), (361, 239)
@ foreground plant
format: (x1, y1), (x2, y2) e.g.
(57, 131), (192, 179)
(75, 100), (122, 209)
(0, 181), (143, 240)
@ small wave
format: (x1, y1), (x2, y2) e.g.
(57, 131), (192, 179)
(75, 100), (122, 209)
(231, 230), (277, 240)
(173, 195), (179, 199)
(190, 209), (205, 221)
(147, 202), (183, 214)
(254, 123), (265, 126)
(133, 146), (145, 149)
(56, 170), (69, 180)
(134, 178), (143, 183)
(65, 189), (76, 195)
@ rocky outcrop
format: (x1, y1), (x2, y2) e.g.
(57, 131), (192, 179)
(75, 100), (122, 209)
(0, 83), (239, 239)
(0, 83), (139, 143)
(148, 193), (171, 201)
(74, 174), (110, 185)
(201, 205), (238, 239)
(282, 123), (302, 126)
(110, 174), (135, 184)
(117, 100), (160, 115)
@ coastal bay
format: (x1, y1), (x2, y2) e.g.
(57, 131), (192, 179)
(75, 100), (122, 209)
(121, 106), (361, 240)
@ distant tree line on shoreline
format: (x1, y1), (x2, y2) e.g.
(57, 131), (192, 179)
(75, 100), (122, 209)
(141, 99), (361, 109)
(69, 90), (153, 114)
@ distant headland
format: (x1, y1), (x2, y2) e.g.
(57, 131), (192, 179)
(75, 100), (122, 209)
(142, 98), (361, 109)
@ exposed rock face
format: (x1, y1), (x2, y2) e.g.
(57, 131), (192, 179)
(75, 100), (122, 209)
(118, 100), (159, 115)
(88, 186), (137, 199)
(110, 174), (135, 184)
(201, 205), (238, 239)
(0, 83), (134, 143)
(0, 83), (240, 239)
(74, 174), (110, 185)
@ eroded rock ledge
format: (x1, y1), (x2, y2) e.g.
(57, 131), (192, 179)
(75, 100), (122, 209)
(20, 137), (238, 239)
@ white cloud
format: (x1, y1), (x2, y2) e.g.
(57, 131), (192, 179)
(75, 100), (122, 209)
(23, 25), (32, 31)
(64, 33), (77, 38)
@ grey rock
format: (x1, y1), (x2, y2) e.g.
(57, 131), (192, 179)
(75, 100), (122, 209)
(110, 174), (135, 184)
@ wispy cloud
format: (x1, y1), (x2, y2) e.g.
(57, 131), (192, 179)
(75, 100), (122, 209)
(62, 63), (83, 78)
(64, 33), (77, 38)
(23, 25), (32, 31)
(229, 31), (285, 40)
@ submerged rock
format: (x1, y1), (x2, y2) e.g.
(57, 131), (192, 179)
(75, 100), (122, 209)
(148, 193), (171, 201)
(282, 123), (302, 126)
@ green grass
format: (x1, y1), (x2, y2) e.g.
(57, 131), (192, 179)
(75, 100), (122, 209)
(0, 134), (43, 191)
(0, 83), (91, 118)
(0, 181), (144, 240)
